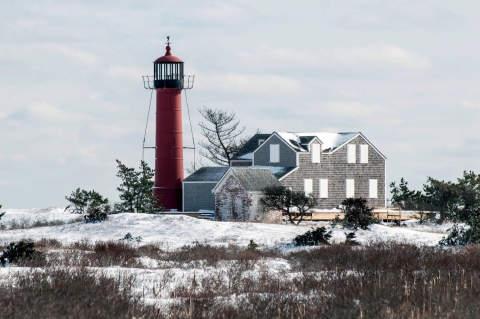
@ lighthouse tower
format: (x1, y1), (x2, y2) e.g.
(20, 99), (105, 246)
(150, 38), (190, 210)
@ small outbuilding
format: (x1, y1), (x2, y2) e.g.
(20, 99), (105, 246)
(212, 167), (281, 221)
(182, 167), (229, 212)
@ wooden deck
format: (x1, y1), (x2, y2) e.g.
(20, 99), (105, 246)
(285, 208), (421, 222)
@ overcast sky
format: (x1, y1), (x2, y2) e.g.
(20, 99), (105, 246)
(1, 1), (480, 208)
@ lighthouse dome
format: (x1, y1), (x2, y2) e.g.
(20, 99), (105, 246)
(153, 45), (184, 89)
(154, 46), (183, 63)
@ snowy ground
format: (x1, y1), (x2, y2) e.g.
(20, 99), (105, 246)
(0, 207), (452, 248)
(0, 207), (461, 315)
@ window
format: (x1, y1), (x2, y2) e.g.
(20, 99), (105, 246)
(311, 143), (321, 163)
(304, 179), (313, 195)
(360, 145), (369, 163)
(369, 179), (378, 198)
(258, 139), (265, 146)
(319, 179), (328, 198)
(270, 144), (279, 163)
(346, 179), (355, 198)
(347, 144), (356, 163)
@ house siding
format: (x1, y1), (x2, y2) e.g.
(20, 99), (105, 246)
(183, 183), (217, 212)
(253, 135), (297, 167)
(280, 136), (385, 208)
(215, 175), (250, 221)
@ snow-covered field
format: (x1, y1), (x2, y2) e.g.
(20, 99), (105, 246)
(0, 207), (452, 248)
(1, 208), (474, 317)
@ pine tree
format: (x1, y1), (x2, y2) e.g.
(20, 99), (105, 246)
(115, 160), (162, 213)
(65, 189), (109, 215)
(260, 185), (317, 225)
(341, 197), (378, 230)
(0, 204), (5, 221)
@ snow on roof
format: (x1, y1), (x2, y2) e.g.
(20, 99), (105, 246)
(276, 132), (359, 153)
(237, 153), (253, 160)
(183, 167), (229, 182)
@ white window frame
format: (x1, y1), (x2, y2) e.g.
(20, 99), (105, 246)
(369, 179), (378, 198)
(319, 179), (328, 198)
(311, 143), (321, 163)
(347, 144), (356, 163)
(346, 179), (355, 198)
(304, 179), (313, 196)
(360, 144), (369, 164)
(270, 144), (280, 163)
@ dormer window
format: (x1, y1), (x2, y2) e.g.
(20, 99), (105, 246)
(258, 139), (265, 146)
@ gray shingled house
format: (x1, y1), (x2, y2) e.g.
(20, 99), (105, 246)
(211, 167), (281, 220)
(182, 167), (228, 212)
(230, 131), (386, 209)
(182, 131), (386, 215)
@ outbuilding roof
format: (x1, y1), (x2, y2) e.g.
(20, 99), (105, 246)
(230, 168), (281, 192)
(183, 167), (229, 182)
(251, 166), (297, 179)
(231, 133), (271, 160)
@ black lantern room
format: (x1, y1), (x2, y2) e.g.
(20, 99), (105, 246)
(153, 45), (184, 89)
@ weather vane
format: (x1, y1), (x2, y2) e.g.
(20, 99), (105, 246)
(166, 36), (170, 46)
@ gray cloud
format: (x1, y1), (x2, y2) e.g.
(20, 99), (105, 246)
(1, 1), (480, 207)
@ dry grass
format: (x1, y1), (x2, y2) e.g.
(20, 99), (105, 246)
(2, 239), (480, 318)
(0, 268), (158, 319)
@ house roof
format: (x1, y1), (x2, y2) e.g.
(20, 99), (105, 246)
(231, 133), (271, 160)
(276, 132), (359, 153)
(251, 166), (297, 179)
(230, 168), (281, 191)
(183, 167), (229, 182)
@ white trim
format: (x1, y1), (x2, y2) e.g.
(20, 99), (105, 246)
(385, 160), (387, 207)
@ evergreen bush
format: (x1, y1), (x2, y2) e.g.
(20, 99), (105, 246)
(293, 227), (332, 246)
(439, 216), (480, 246)
(247, 239), (259, 251)
(344, 232), (360, 245)
(0, 241), (40, 266)
(341, 197), (379, 230)
(84, 207), (109, 223)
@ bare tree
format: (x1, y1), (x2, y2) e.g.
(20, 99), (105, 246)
(198, 106), (254, 166)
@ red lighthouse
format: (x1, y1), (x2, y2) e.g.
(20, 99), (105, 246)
(148, 38), (193, 211)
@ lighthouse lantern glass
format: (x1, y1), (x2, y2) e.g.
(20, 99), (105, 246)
(154, 62), (184, 89)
